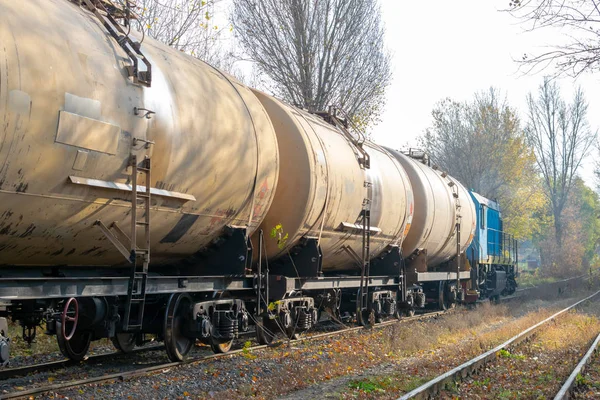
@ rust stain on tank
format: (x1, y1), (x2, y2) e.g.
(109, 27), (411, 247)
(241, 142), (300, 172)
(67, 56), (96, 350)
(51, 248), (64, 256)
(0, 0), (282, 266)
(15, 182), (27, 192)
(80, 246), (101, 255)
(19, 224), (35, 237)
(0, 223), (12, 235)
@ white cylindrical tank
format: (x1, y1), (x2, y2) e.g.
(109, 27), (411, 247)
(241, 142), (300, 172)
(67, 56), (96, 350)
(0, 0), (279, 267)
(385, 149), (476, 267)
(251, 92), (414, 272)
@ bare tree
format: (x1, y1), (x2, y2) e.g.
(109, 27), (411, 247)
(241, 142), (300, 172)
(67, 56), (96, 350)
(113, 0), (231, 69)
(231, 0), (392, 130)
(524, 78), (596, 246)
(509, 0), (600, 76)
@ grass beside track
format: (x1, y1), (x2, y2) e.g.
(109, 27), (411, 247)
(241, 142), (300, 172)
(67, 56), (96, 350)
(285, 293), (595, 400)
(439, 311), (600, 399)
(203, 301), (565, 399)
(573, 335), (600, 398)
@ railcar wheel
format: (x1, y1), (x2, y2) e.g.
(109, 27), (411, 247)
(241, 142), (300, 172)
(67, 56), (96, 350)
(356, 309), (370, 326)
(111, 333), (137, 353)
(210, 337), (234, 353)
(164, 293), (193, 362)
(56, 321), (91, 361)
(439, 282), (457, 310)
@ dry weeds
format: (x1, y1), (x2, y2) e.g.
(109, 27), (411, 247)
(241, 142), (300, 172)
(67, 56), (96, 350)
(197, 295), (590, 399)
(441, 312), (600, 399)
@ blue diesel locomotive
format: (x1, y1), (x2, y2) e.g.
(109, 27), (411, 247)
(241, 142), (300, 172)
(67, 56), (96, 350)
(467, 192), (518, 300)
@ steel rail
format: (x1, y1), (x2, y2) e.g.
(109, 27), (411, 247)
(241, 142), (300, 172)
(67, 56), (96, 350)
(0, 310), (448, 400)
(0, 329), (260, 381)
(554, 331), (600, 399)
(0, 344), (164, 381)
(516, 273), (588, 292)
(1, 273), (584, 399)
(397, 289), (600, 400)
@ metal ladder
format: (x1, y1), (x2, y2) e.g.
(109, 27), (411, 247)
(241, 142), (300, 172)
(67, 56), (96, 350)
(357, 193), (372, 324)
(123, 154), (151, 331)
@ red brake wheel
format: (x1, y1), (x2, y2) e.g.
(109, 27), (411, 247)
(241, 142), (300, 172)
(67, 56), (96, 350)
(61, 297), (79, 341)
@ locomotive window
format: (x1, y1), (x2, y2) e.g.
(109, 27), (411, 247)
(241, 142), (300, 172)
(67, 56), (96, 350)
(480, 206), (486, 229)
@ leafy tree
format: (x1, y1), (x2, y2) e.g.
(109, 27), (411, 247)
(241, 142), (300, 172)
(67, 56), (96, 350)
(231, 0), (392, 130)
(422, 88), (545, 240)
(575, 180), (600, 265)
(509, 0), (600, 76)
(524, 78), (596, 247)
(535, 178), (600, 276)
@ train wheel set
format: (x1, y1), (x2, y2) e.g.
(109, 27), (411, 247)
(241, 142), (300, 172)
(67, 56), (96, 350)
(0, 0), (517, 364)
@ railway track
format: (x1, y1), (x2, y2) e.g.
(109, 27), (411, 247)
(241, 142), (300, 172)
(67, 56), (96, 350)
(492, 272), (596, 304)
(0, 276), (589, 399)
(0, 344), (164, 381)
(555, 330), (600, 399)
(397, 289), (600, 399)
(516, 273), (591, 294)
(0, 310), (448, 400)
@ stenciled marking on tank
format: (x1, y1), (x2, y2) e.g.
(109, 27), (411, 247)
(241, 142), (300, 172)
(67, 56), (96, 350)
(251, 204), (263, 223)
(205, 208), (238, 232)
(256, 180), (269, 200)
(160, 214), (199, 244)
(251, 180), (269, 223)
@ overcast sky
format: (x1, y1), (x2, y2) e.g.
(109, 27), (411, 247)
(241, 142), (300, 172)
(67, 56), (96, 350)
(216, 0), (598, 187)
(372, 0), (599, 187)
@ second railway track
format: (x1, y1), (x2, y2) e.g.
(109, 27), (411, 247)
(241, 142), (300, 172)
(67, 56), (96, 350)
(398, 289), (600, 399)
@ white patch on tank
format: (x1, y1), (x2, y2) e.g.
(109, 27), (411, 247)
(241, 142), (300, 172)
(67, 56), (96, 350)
(64, 93), (101, 120)
(8, 90), (30, 115)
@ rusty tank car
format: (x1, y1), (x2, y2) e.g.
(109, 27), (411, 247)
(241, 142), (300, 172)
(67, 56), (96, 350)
(0, 0), (517, 365)
(386, 149), (477, 308)
(250, 91), (414, 273)
(0, 0), (280, 361)
(0, 0), (279, 269)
